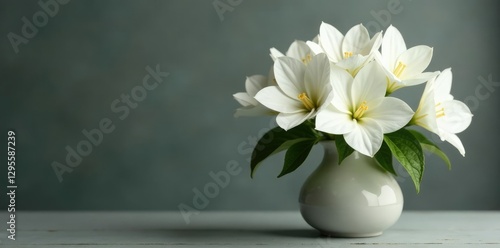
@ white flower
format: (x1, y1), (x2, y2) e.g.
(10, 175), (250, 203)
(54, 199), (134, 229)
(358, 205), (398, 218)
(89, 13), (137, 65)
(270, 40), (313, 65)
(255, 53), (332, 130)
(307, 22), (382, 76)
(411, 68), (473, 156)
(376, 25), (436, 94)
(234, 40), (314, 118)
(233, 68), (276, 117)
(316, 61), (414, 157)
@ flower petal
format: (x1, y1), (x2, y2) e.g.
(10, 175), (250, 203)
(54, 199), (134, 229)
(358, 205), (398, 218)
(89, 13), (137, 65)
(277, 110), (315, 131)
(233, 92), (257, 107)
(351, 61), (387, 107)
(270, 47), (285, 61)
(330, 65), (353, 113)
(413, 79), (439, 133)
(286, 40), (311, 61)
(344, 118), (384, 157)
(316, 104), (355, 134)
(306, 40), (324, 55)
(373, 51), (402, 89)
(335, 54), (368, 76)
(245, 75), (268, 97)
(433, 68), (453, 102)
(266, 66), (277, 86)
(437, 100), (473, 133)
(274, 57), (306, 98)
(254, 86), (303, 113)
(439, 131), (466, 156)
(381, 25), (407, 69)
(342, 24), (370, 55)
(364, 97), (414, 133)
(319, 22), (344, 62)
(361, 31), (383, 55)
(304, 54), (330, 105)
(397, 45), (433, 79)
(312, 35), (319, 44)
(401, 71), (438, 87)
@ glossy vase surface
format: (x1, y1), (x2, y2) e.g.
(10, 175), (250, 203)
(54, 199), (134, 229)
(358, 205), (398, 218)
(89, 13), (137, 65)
(299, 141), (403, 237)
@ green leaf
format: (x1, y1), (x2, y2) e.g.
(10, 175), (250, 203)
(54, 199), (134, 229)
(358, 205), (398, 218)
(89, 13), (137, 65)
(334, 135), (354, 164)
(408, 129), (452, 170)
(374, 141), (396, 175)
(278, 139), (317, 177)
(384, 129), (425, 193)
(250, 123), (319, 177)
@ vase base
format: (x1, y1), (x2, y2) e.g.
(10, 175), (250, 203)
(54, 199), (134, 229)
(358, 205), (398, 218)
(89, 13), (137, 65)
(320, 231), (383, 238)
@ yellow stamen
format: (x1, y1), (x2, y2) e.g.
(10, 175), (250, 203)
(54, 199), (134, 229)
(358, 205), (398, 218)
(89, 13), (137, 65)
(435, 102), (445, 118)
(301, 54), (312, 64)
(344, 51), (353, 59)
(393, 62), (407, 77)
(298, 92), (315, 110)
(353, 101), (368, 120)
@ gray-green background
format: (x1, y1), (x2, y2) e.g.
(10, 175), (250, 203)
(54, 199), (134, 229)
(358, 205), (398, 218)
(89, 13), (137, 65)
(2, 0), (499, 211)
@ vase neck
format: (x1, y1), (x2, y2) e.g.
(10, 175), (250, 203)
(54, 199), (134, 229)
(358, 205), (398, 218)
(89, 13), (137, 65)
(321, 141), (338, 158)
(320, 140), (375, 168)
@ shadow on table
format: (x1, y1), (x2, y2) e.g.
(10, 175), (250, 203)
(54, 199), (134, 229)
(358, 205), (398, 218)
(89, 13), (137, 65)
(259, 229), (320, 238)
(134, 227), (320, 239)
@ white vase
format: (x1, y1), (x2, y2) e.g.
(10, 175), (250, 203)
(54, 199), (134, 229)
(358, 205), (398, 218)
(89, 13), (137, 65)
(299, 141), (403, 237)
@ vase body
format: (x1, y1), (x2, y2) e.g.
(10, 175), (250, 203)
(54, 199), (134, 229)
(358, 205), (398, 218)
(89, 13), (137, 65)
(299, 141), (403, 237)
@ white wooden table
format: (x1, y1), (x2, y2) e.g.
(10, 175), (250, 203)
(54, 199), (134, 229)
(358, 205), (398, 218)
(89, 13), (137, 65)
(0, 211), (499, 247)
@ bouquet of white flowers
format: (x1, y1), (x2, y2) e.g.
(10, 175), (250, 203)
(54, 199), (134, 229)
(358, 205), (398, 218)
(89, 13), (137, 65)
(233, 23), (472, 192)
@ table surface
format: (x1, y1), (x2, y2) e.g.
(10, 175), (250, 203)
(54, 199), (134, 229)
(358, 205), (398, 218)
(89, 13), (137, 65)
(0, 211), (499, 247)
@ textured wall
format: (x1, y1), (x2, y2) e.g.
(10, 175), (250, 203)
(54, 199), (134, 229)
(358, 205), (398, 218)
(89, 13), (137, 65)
(1, 0), (500, 211)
